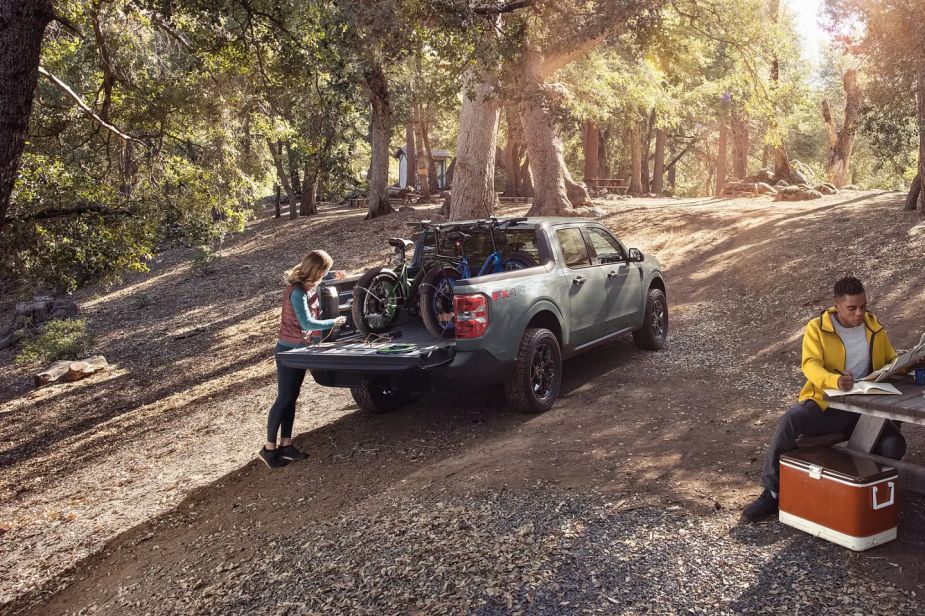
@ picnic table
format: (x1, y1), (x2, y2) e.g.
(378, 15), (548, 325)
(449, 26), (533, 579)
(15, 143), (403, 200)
(585, 178), (628, 194)
(825, 376), (925, 494)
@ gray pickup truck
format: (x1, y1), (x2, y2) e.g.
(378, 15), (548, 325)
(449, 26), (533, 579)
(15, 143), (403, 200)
(278, 217), (668, 414)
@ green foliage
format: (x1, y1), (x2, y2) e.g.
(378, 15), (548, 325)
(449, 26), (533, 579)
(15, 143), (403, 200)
(15, 318), (93, 365)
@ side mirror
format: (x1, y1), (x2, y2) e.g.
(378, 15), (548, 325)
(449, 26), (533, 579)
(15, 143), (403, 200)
(628, 248), (644, 262)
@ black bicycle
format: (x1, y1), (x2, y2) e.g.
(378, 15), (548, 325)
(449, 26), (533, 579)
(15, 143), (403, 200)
(420, 217), (537, 336)
(351, 223), (432, 334)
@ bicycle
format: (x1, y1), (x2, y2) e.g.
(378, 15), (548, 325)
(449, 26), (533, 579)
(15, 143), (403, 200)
(351, 222), (432, 334)
(419, 217), (537, 336)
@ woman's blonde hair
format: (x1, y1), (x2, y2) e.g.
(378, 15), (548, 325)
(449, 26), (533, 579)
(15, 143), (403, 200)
(286, 249), (333, 287)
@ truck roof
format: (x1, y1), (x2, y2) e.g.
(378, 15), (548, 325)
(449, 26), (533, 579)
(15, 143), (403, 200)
(434, 216), (596, 230)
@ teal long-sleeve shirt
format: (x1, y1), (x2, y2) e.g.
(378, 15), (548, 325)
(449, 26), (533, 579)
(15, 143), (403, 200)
(277, 286), (338, 349)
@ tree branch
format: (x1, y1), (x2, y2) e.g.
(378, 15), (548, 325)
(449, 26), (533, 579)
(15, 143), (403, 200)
(821, 99), (838, 146)
(1, 203), (138, 227)
(473, 0), (535, 15)
(38, 67), (143, 144)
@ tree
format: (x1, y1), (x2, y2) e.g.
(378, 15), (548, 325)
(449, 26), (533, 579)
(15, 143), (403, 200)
(0, 0), (54, 226)
(821, 69), (861, 187)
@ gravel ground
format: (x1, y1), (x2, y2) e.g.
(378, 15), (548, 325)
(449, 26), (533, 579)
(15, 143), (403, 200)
(84, 489), (922, 615)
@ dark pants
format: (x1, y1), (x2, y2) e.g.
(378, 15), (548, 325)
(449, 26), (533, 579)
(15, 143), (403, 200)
(266, 343), (307, 443)
(760, 400), (906, 492)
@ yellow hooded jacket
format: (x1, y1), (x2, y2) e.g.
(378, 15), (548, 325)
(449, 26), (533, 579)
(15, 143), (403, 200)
(799, 308), (898, 411)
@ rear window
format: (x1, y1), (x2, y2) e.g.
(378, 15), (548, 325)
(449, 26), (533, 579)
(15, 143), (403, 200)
(420, 227), (543, 268)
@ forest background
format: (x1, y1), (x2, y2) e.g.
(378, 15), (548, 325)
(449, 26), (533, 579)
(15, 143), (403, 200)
(1, 0), (923, 294)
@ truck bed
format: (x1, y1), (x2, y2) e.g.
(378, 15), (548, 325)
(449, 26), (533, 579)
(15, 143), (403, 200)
(276, 318), (456, 373)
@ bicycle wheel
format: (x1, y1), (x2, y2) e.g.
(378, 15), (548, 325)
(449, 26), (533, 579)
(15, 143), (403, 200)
(420, 265), (460, 336)
(352, 267), (401, 334)
(501, 251), (538, 271)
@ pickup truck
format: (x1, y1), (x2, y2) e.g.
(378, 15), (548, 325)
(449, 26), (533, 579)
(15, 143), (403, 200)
(277, 217), (668, 414)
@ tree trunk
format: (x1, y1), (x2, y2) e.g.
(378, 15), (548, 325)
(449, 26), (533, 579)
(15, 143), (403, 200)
(641, 109), (655, 194)
(716, 120), (728, 196)
(364, 62), (394, 220)
(448, 69), (500, 220)
(583, 121), (600, 181)
(905, 174), (921, 211)
(916, 66), (925, 212)
(520, 156), (534, 197)
(287, 144), (301, 207)
(731, 112), (749, 179)
(413, 107), (431, 198)
(421, 117), (439, 193)
(822, 69), (861, 188)
(628, 122), (643, 196)
(502, 105), (524, 197)
(598, 128), (610, 178)
(516, 51), (589, 216)
(652, 127), (666, 196)
(774, 145), (792, 183)
(301, 161), (317, 216)
(405, 122), (416, 190)
(0, 0), (54, 225)
(267, 140), (298, 219)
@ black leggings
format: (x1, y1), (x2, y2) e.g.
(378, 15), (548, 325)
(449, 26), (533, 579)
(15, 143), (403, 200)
(266, 343), (307, 443)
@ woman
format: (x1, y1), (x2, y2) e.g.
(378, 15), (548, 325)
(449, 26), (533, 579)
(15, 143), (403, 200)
(261, 249), (346, 468)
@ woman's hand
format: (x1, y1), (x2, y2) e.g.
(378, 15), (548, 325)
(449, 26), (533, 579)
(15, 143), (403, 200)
(333, 270), (347, 281)
(334, 316), (347, 327)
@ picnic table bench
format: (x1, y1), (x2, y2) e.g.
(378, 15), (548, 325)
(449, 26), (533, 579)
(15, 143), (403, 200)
(585, 178), (629, 194)
(496, 193), (532, 205)
(825, 377), (925, 495)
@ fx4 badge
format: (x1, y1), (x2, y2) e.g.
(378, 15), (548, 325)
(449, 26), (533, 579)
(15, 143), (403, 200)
(491, 288), (517, 302)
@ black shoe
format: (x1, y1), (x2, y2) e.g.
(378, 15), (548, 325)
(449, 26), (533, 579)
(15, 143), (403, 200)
(741, 489), (779, 523)
(277, 445), (307, 461)
(259, 447), (288, 469)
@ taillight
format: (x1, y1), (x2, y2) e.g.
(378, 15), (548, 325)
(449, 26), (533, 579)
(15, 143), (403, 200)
(454, 293), (489, 339)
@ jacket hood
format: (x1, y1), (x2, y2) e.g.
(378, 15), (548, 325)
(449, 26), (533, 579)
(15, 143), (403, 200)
(819, 307), (883, 334)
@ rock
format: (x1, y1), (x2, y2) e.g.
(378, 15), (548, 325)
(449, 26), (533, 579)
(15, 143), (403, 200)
(815, 184), (838, 196)
(790, 170), (808, 185)
(774, 180), (790, 188)
(756, 182), (777, 195)
(756, 168), (775, 183)
(35, 361), (74, 386)
(64, 356), (109, 382)
(774, 186), (823, 202)
(842, 184), (860, 191)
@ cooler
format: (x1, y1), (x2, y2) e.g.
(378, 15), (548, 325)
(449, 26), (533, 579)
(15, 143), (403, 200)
(779, 446), (898, 551)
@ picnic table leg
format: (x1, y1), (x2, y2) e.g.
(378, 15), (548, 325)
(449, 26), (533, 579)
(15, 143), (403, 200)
(846, 415), (888, 453)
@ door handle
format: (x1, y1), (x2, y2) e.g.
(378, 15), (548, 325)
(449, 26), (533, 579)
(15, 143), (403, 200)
(572, 276), (585, 286)
(607, 270), (620, 279)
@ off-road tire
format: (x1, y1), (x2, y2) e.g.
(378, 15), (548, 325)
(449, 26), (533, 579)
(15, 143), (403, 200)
(504, 328), (562, 414)
(632, 288), (668, 350)
(350, 376), (410, 413)
(502, 251), (538, 271)
(419, 265), (460, 337)
(352, 267), (400, 334)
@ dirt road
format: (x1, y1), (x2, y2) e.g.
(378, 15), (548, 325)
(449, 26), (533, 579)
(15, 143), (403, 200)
(2, 191), (924, 613)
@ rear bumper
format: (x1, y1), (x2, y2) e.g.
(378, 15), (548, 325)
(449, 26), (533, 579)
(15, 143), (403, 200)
(305, 349), (515, 392)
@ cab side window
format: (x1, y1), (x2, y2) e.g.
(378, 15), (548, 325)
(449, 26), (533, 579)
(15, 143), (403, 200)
(556, 227), (591, 269)
(585, 227), (627, 265)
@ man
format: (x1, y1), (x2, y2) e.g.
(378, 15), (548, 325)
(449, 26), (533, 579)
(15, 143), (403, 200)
(742, 276), (907, 522)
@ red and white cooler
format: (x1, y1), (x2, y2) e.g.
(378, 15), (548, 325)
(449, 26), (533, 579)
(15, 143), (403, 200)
(779, 446), (898, 551)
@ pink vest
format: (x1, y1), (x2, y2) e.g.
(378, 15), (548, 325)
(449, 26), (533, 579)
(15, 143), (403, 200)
(279, 284), (321, 346)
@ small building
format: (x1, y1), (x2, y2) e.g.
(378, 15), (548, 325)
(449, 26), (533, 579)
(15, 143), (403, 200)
(393, 147), (453, 189)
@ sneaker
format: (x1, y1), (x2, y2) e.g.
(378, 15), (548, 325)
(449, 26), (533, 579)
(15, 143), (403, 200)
(741, 489), (779, 523)
(258, 447), (288, 469)
(277, 445), (307, 461)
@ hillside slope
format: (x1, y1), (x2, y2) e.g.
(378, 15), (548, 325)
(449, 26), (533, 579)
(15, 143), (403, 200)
(2, 191), (924, 611)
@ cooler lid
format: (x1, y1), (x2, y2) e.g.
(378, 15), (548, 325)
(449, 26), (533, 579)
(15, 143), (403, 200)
(780, 446), (897, 485)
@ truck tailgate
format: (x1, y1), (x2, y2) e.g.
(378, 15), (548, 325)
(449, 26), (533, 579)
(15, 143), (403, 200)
(276, 319), (455, 372)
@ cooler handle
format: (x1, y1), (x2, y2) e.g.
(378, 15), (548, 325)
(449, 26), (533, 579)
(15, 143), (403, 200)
(872, 482), (895, 511)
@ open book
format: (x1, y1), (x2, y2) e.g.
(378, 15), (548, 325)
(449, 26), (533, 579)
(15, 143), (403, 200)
(864, 332), (925, 382)
(824, 381), (902, 397)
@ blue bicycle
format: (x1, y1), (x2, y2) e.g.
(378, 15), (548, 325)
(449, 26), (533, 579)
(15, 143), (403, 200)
(420, 217), (537, 336)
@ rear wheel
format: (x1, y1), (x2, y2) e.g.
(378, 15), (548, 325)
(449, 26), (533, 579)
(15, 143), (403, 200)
(504, 328), (562, 414)
(501, 251), (538, 271)
(352, 268), (400, 334)
(632, 288), (668, 350)
(420, 265), (459, 336)
(350, 376), (410, 413)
